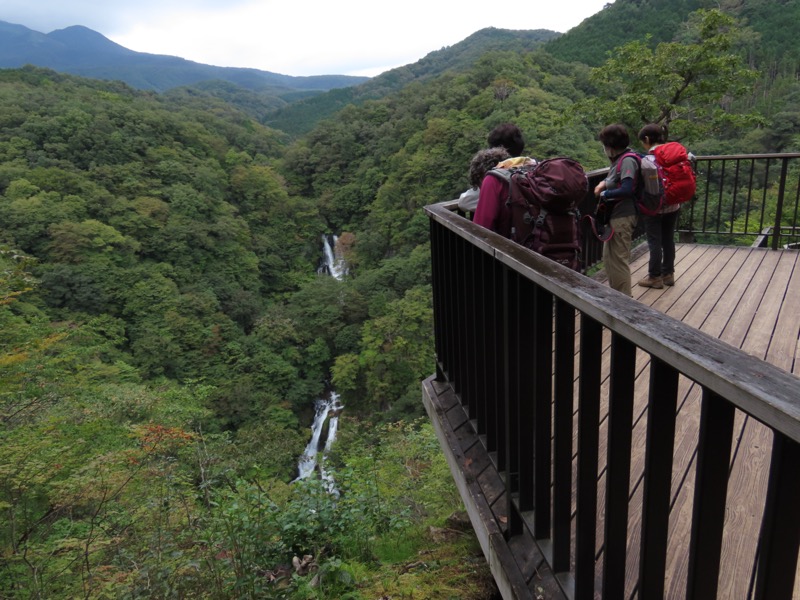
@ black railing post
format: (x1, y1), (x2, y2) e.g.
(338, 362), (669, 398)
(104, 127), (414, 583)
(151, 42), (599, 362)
(493, 257), (506, 470)
(575, 314), (603, 600)
(686, 389), (735, 600)
(503, 266), (523, 536)
(638, 357), (679, 599)
(602, 333), (636, 598)
(429, 219), (445, 381)
(552, 298), (575, 574)
(533, 286), (553, 538)
(518, 277), (536, 513)
(753, 434), (800, 599)
(771, 157), (790, 250)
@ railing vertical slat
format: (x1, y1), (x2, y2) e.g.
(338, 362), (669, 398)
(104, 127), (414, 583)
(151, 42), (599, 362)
(552, 299), (576, 573)
(518, 277), (536, 513)
(504, 267), (523, 535)
(760, 159), (771, 244)
(715, 160), (726, 235)
(792, 169), (800, 235)
(746, 159), (757, 236)
(429, 219), (445, 380)
(686, 389), (735, 600)
(639, 357), (679, 599)
(452, 235), (467, 395)
(753, 434), (800, 600)
(442, 228), (457, 381)
(602, 333), (636, 598)
(772, 157), (790, 250)
(483, 249), (500, 453)
(494, 256), (506, 470)
(575, 314), (603, 599)
(474, 244), (488, 436)
(462, 237), (476, 414)
(534, 286), (554, 537)
(731, 159), (742, 235)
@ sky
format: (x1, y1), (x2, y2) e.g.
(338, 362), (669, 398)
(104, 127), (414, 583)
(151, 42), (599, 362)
(3, 0), (613, 77)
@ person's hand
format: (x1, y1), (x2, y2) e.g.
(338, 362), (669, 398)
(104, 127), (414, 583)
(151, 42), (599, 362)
(594, 182), (606, 197)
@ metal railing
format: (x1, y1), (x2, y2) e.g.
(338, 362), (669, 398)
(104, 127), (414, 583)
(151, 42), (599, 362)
(463, 153), (800, 273)
(687, 153), (800, 249)
(424, 154), (800, 599)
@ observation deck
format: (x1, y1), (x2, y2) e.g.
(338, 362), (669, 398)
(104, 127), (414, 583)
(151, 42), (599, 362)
(422, 154), (800, 599)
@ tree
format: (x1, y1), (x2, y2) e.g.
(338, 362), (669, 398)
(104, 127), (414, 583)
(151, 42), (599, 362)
(572, 9), (762, 142)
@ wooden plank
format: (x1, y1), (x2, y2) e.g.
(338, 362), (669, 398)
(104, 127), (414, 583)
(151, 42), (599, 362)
(614, 247), (781, 597)
(661, 249), (779, 599)
(422, 376), (566, 599)
(631, 247), (800, 599)
(715, 250), (798, 600)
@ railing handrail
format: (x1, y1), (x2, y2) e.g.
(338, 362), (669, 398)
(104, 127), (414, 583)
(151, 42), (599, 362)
(425, 201), (800, 442)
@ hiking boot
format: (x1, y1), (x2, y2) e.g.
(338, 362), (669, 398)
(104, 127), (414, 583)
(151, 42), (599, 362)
(638, 275), (664, 289)
(663, 273), (675, 286)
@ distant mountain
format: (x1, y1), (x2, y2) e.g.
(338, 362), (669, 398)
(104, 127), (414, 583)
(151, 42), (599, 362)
(265, 27), (562, 137)
(0, 20), (369, 93)
(545, 0), (800, 68)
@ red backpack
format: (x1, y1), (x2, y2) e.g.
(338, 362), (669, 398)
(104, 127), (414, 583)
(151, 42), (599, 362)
(486, 157), (588, 271)
(651, 142), (696, 205)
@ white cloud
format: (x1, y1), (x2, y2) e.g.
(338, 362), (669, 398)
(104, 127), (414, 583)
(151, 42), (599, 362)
(4, 0), (612, 77)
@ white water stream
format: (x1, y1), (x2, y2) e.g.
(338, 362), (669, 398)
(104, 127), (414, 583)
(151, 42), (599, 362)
(294, 235), (346, 492)
(317, 234), (347, 279)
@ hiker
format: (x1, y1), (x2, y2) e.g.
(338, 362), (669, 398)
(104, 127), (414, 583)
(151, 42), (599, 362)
(594, 124), (639, 296)
(458, 123), (527, 213)
(472, 154), (538, 237)
(457, 147), (511, 214)
(637, 123), (679, 289)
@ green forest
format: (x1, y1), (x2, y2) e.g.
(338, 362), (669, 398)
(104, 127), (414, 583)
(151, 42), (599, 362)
(2, 1), (799, 598)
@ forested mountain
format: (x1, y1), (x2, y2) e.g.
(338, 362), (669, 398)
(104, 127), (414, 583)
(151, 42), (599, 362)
(2, 0), (799, 597)
(0, 20), (368, 93)
(547, 0), (800, 77)
(265, 27), (562, 137)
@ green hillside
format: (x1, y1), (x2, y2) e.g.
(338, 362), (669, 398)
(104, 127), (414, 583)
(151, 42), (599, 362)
(1, 1), (798, 597)
(265, 27), (562, 137)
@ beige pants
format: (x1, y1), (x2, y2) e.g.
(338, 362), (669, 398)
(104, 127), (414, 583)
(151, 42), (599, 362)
(603, 214), (638, 296)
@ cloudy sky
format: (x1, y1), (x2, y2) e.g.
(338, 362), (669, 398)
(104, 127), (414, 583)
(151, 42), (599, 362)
(4, 0), (612, 77)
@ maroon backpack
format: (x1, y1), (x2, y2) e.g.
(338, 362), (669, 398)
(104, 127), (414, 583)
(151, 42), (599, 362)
(486, 157), (588, 271)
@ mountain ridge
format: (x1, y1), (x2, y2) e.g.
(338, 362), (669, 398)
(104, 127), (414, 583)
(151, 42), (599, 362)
(0, 20), (369, 93)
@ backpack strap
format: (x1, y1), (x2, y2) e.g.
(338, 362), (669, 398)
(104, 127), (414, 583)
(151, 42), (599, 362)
(613, 151), (644, 201)
(484, 168), (514, 206)
(614, 151), (642, 181)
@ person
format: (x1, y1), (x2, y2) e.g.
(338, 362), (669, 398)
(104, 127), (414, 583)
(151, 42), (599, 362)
(457, 147), (511, 213)
(458, 123), (526, 213)
(594, 124), (639, 296)
(637, 123), (679, 289)
(472, 154), (538, 237)
(487, 123), (525, 158)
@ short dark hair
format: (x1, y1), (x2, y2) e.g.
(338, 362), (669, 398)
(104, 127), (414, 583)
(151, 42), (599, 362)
(599, 124), (630, 151)
(469, 147), (511, 187)
(638, 123), (668, 145)
(487, 123), (525, 157)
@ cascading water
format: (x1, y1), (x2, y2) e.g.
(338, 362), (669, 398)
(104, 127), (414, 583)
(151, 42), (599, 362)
(294, 235), (346, 492)
(317, 234), (347, 279)
(294, 392), (343, 485)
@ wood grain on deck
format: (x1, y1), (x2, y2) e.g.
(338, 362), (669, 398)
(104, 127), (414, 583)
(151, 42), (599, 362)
(622, 244), (800, 599)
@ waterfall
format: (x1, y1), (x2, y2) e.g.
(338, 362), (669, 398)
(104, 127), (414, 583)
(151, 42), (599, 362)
(293, 392), (343, 493)
(294, 235), (347, 491)
(317, 234), (346, 280)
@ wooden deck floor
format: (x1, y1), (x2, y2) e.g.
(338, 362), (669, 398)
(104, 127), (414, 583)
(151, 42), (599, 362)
(613, 243), (799, 599)
(422, 244), (800, 599)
